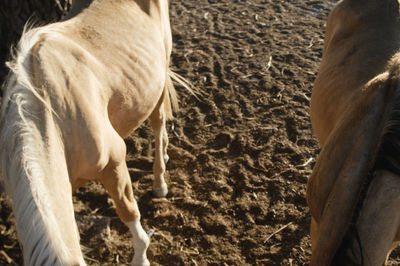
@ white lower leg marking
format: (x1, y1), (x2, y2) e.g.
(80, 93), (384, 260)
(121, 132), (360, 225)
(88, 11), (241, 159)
(152, 182), (168, 198)
(126, 219), (150, 266)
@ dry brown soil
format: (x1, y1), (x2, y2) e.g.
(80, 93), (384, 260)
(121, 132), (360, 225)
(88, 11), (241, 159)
(2, 0), (400, 265)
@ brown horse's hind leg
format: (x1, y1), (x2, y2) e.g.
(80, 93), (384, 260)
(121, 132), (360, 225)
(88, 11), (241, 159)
(100, 138), (150, 266)
(149, 100), (169, 198)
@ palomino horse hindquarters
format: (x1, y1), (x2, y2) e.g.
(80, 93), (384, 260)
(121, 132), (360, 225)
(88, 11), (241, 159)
(0, 0), (192, 265)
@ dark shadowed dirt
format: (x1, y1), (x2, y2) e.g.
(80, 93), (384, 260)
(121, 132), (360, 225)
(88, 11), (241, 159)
(2, 0), (400, 265)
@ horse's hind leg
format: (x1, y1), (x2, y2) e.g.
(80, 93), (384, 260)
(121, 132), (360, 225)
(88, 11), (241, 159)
(149, 100), (169, 198)
(100, 138), (150, 266)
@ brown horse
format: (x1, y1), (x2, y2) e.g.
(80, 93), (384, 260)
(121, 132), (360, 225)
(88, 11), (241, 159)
(308, 0), (400, 265)
(0, 0), (192, 265)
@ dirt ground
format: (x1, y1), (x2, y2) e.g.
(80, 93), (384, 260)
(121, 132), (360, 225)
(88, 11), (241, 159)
(1, 0), (400, 265)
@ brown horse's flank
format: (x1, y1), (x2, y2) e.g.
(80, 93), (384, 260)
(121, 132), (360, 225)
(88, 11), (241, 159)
(309, 0), (400, 265)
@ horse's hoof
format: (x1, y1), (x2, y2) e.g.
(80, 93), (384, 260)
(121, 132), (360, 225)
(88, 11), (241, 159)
(164, 154), (169, 164)
(131, 258), (150, 266)
(152, 183), (168, 198)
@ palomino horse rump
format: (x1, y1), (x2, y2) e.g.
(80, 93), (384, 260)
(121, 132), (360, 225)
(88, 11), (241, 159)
(0, 0), (192, 265)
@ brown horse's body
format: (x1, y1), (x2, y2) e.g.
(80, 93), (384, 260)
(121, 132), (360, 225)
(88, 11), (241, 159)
(0, 0), (182, 265)
(309, 0), (400, 265)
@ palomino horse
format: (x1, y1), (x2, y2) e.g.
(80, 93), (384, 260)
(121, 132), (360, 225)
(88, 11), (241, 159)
(0, 0), (192, 265)
(308, 0), (400, 265)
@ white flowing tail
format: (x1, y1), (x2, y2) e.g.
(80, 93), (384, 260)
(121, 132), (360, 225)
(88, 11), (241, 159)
(164, 69), (198, 120)
(0, 26), (85, 266)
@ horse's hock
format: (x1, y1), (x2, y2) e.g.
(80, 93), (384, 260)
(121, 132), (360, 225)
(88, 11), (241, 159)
(0, 0), (71, 84)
